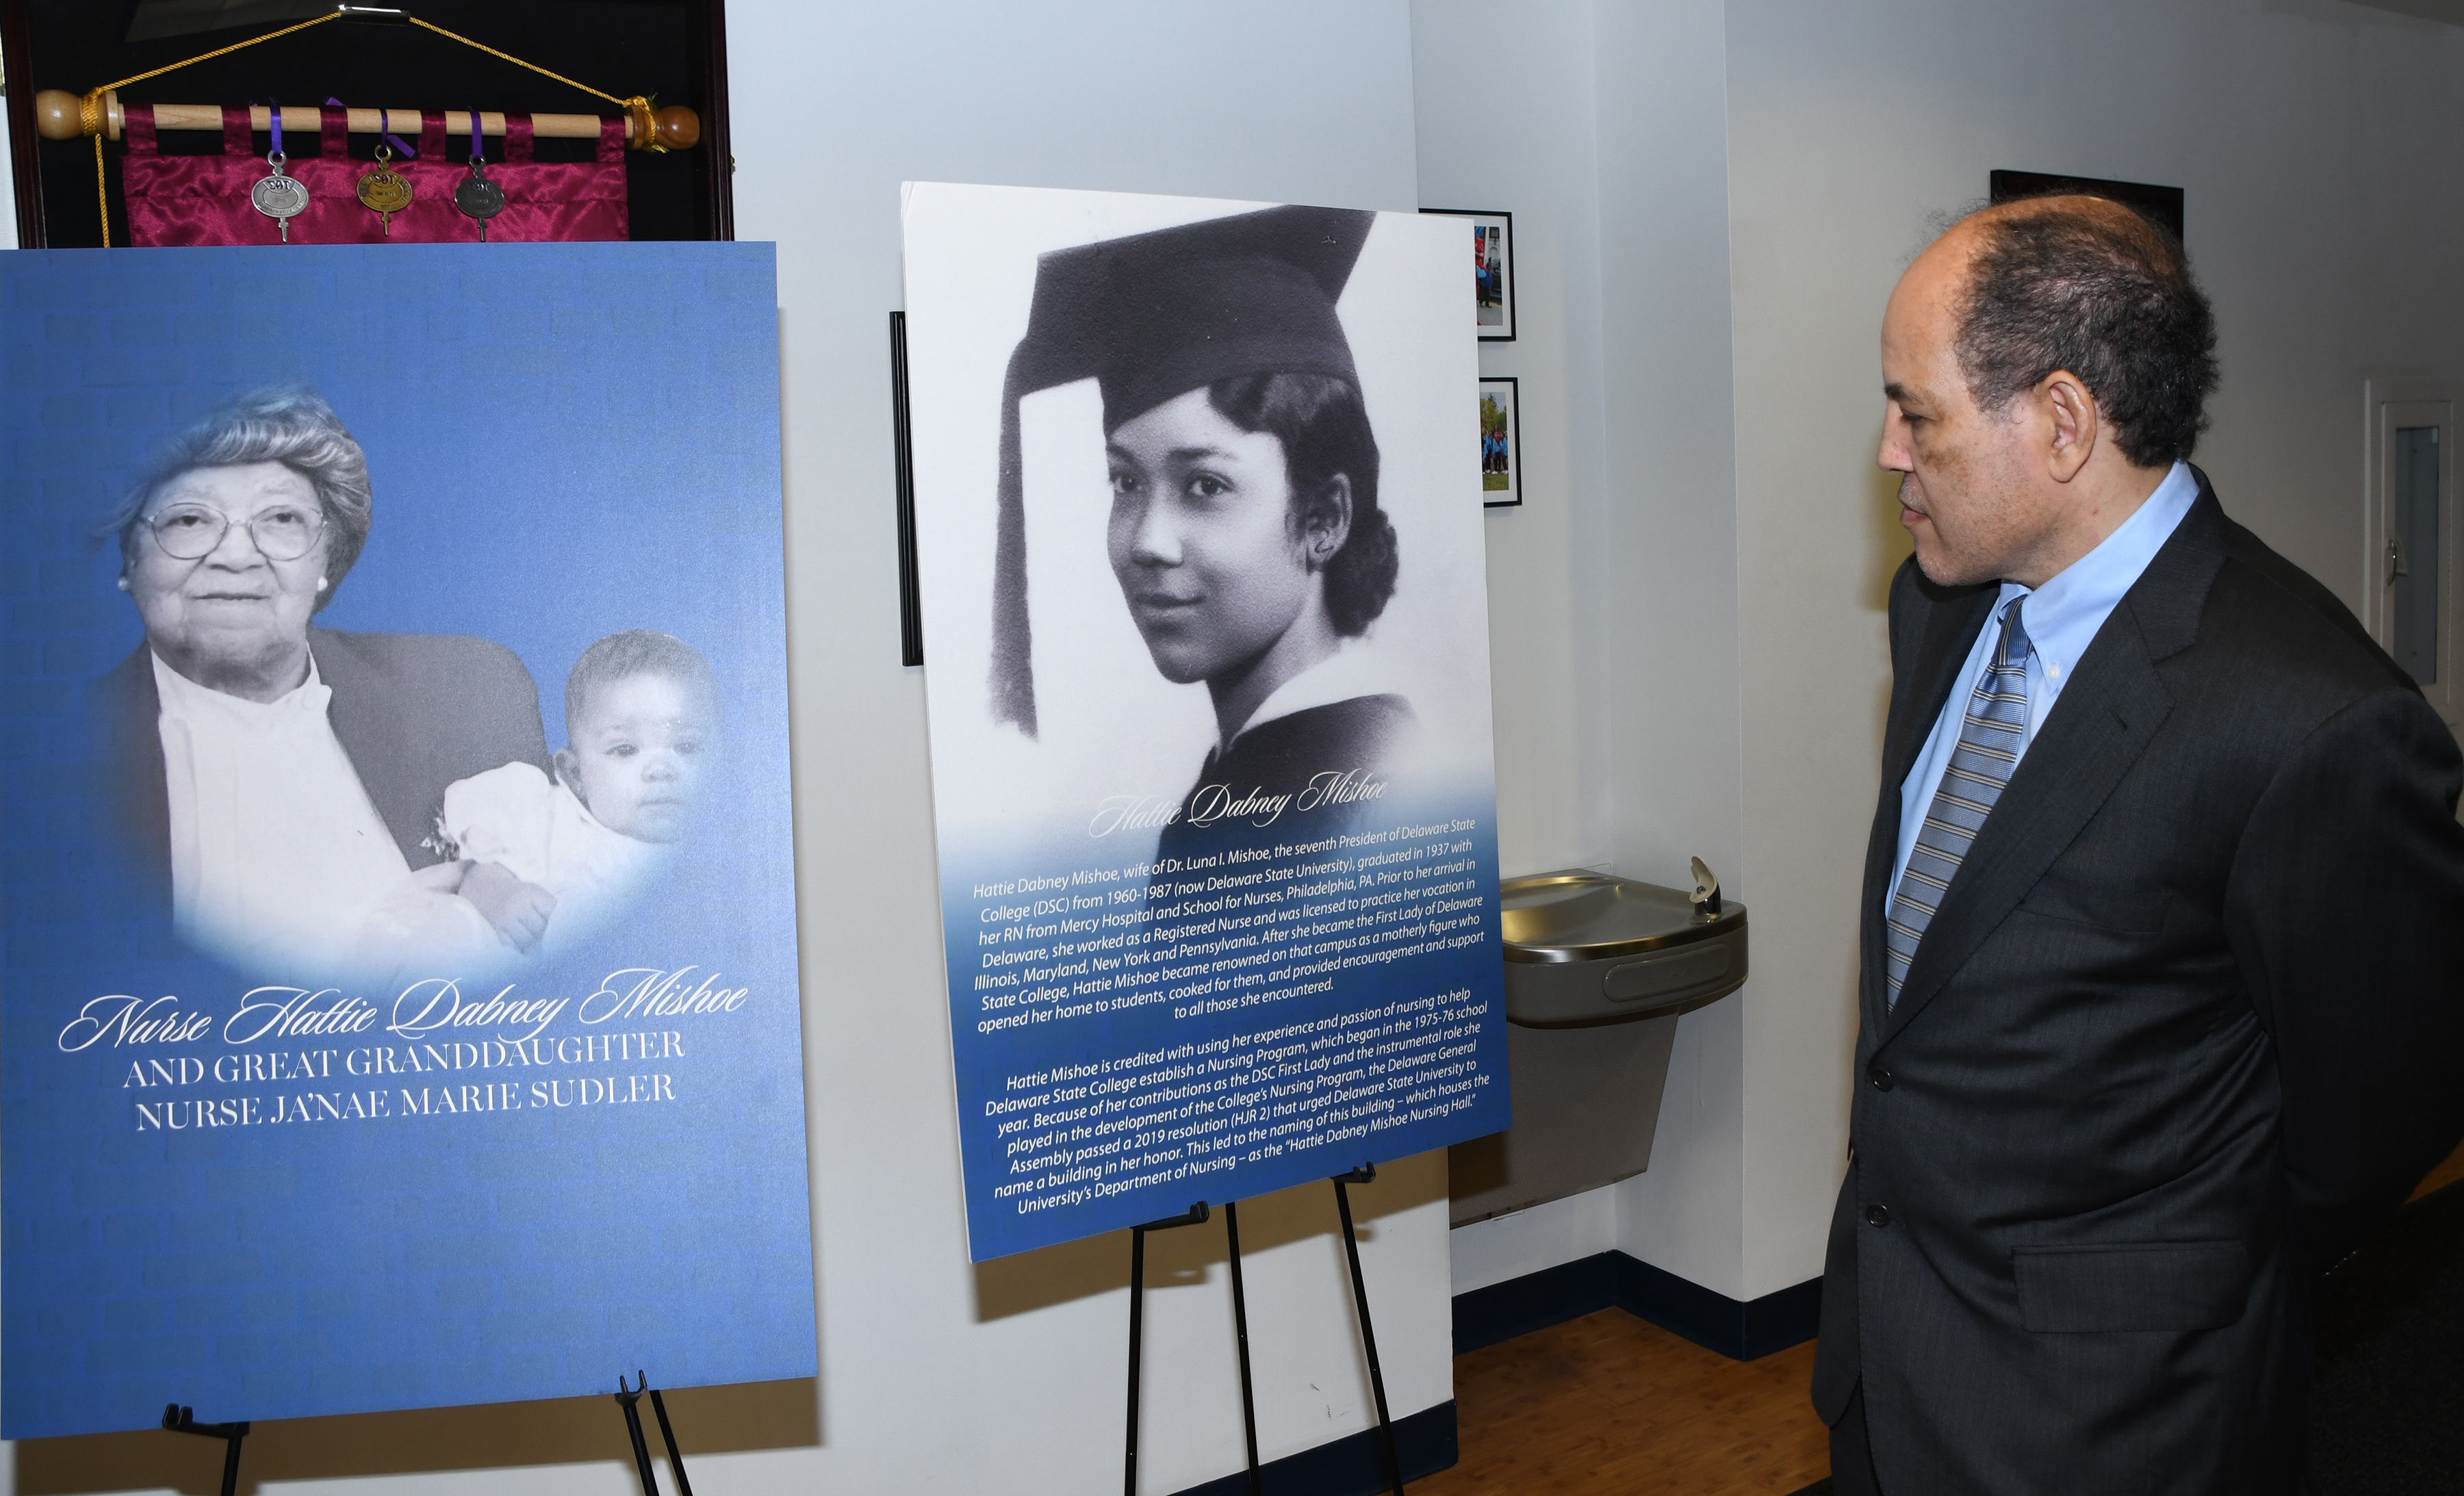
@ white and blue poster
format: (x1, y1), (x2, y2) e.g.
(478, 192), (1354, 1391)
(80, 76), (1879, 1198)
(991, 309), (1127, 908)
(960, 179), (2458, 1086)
(0, 242), (814, 1438)
(901, 183), (1510, 1261)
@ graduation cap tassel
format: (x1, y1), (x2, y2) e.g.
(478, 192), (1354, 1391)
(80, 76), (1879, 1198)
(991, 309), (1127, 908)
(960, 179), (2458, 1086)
(990, 359), (1040, 738)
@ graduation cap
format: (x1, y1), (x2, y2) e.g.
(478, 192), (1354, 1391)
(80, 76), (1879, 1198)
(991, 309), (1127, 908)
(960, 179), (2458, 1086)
(990, 203), (1378, 737)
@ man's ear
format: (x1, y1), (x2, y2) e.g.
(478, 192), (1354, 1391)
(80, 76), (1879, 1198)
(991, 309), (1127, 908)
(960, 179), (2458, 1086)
(2042, 371), (2097, 483)
(551, 747), (585, 804)
(1300, 473), (1355, 567)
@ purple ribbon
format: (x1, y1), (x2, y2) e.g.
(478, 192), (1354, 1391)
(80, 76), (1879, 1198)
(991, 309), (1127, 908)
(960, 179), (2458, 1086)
(470, 107), (483, 164)
(326, 96), (416, 158)
(268, 96), (282, 157)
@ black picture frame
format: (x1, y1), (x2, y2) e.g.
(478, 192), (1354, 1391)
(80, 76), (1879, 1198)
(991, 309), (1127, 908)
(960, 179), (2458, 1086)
(1, 0), (734, 248)
(889, 309), (923, 668)
(1421, 206), (1515, 341)
(1988, 169), (2182, 244)
(1480, 375), (1520, 509)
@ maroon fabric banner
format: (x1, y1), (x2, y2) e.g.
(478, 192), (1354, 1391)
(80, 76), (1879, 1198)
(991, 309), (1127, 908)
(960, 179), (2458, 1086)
(119, 104), (629, 246)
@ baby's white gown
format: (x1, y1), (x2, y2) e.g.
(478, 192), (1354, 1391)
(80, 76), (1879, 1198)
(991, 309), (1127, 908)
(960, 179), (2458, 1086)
(360, 762), (660, 975)
(442, 762), (662, 959)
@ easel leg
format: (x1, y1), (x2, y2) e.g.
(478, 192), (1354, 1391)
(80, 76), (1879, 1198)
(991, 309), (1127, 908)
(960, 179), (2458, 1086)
(1125, 1222), (1148, 1496)
(1333, 1168), (1407, 1496)
(161, 1404), (249, 1496)
(1124, 1202), (1211, 1496)
(614, 1374), (661, 1496)
(648, 1387), (695, 1496)
(1225, 1200), (1262, 1495)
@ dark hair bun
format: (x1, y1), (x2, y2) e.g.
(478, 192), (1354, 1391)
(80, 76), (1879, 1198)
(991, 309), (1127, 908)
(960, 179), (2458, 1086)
(1207, 372), (1398, 635)
(1325, 508), (1398, 635)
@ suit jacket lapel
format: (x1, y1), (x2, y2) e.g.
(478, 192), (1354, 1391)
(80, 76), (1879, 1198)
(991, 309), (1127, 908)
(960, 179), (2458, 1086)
(1860, 582), (1995, 1036)
(311, 629), (431, 867)
(1884, 587), (1998, 792)
(1884, 484), (2229, 1041)
(100, 644), (174, 893)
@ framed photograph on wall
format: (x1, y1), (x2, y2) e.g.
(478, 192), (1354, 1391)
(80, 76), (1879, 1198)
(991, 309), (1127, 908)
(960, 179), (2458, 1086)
(1480, 376), (1522, 508)
(1422, 207), (1515, 340)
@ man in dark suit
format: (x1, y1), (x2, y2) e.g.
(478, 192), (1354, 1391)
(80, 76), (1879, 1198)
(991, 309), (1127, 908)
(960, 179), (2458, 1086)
(1812, 194), (2464, 1493)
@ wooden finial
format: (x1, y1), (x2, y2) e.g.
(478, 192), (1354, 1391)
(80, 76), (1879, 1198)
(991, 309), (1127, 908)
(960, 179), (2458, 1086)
(653, 105), (700, 151)
(35, 88), (86, 140)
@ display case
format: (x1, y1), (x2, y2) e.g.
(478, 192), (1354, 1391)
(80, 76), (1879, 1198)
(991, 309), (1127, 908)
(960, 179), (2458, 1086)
(3, 0), (732, 247)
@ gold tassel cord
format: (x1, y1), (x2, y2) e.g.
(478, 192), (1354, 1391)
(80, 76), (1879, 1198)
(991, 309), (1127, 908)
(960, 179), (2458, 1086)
(81, 10), (344, 246)
(90, 11), (342, 98)
(402, 16), (663, 153)
(78, 8), (663, 246)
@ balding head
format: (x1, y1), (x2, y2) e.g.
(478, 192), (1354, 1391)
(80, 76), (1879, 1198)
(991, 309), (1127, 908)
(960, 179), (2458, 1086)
(1878, 195), (2216, 587)
(1947, 196), (2216, 467)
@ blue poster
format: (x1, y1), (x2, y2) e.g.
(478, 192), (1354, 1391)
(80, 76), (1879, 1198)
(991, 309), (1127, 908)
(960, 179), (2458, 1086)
(901, 184), (1511, 1261)
(0, 243), (813, 1439)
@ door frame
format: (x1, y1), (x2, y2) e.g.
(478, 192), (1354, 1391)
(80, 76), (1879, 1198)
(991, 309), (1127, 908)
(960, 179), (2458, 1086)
(2362, 376), (2460, 725)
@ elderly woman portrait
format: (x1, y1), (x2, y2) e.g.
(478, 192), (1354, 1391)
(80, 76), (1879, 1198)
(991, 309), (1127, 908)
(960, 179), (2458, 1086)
(95, 386), (546, 975)
(991, 206), (1416, 864)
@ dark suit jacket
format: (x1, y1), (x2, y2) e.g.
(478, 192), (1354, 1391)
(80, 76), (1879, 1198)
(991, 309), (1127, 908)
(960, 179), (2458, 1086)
(1812, 472), (2464, 1494)
(1153, 694), (1415, 867)
(97, 628), (548, 899)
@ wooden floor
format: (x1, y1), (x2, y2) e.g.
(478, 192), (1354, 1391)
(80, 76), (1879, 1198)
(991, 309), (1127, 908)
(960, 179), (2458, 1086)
(1413, 1140), (2464, 1496)
(1414, 1310), (1829, 1496)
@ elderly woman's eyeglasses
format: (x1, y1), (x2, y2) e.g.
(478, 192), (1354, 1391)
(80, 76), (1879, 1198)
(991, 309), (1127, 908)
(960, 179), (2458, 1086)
(146, 503), (325, 562)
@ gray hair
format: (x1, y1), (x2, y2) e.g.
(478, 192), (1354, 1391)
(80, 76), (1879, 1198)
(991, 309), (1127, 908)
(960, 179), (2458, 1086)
(103, 385), (374, 612)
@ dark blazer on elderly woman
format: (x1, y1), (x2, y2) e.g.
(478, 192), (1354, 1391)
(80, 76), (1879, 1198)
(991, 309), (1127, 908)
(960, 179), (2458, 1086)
(95, 627), (548, 897)
(1812, 472), (2464, 1495)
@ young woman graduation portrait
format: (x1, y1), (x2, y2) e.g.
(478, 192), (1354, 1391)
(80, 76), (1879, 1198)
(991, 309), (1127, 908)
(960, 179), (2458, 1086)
(988, 205), (1416, 864)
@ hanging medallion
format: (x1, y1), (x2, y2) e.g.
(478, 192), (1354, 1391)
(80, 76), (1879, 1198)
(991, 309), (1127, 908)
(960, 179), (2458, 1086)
(357, 142), (413, 235)
(252, 152), (307, 242)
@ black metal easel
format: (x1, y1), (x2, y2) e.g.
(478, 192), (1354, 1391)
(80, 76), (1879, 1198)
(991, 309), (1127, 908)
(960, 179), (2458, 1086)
(1122, 1166), (1409, 1496)
(1224, 1199), (1263, 1495)
(1125, 1201), (1213, 1496)
(613, 1371), (696, 1496)
(1333, 1165), (1407, 1496)
(162, 1404), (248, 1496)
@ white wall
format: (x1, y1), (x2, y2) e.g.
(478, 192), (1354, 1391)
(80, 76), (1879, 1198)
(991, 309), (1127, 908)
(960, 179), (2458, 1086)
(13, 3), (2463, 1489)
(1721, 0), (2464, 1302)
(1434, 0), (2464, 1311)
(1, 5), (1456, 1495)
(751, 10), (1444, 1491)
(1413, 0), (1756, 1304)
(754, 8), (1452, 1490)
(1411, 0), (1617, 883)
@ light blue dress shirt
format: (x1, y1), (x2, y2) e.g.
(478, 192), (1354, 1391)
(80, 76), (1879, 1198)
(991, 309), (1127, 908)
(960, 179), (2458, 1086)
(1887, 461), (2201, 909)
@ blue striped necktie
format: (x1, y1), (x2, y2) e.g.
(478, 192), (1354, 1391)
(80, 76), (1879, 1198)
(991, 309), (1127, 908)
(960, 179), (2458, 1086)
(1886, 597), (2031, 1009)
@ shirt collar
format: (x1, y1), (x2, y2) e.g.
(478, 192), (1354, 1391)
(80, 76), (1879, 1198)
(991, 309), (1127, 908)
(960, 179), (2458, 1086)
(151, 647), (329, 723)
(1226, 643), (1395, 751)
(1997, 460), (2200, 674)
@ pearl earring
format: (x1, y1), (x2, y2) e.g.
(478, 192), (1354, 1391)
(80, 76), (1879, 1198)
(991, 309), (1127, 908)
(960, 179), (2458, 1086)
(316, 577), (329, 592)
(116, 576), (130, 591)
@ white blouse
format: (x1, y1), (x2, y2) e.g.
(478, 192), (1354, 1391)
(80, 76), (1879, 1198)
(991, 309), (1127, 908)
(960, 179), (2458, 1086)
(153, 652), (411, 977)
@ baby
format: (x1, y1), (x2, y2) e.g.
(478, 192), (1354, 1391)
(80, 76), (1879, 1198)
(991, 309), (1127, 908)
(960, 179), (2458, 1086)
(441, 630), (721, 957)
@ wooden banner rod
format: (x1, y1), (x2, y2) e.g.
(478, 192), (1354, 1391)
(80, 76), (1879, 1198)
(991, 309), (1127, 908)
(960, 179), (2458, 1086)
(33, 93), (700, 151)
